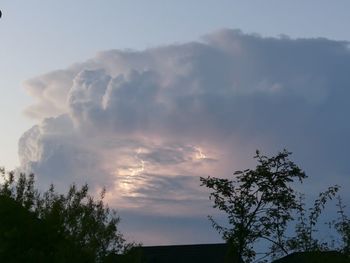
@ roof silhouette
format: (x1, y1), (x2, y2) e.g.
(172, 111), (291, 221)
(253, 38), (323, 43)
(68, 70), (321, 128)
(272, 251), (350, 263)
(109, 243), (241, 263)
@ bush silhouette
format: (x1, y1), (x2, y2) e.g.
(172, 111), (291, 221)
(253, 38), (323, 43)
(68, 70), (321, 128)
(0, 169), (130, 262)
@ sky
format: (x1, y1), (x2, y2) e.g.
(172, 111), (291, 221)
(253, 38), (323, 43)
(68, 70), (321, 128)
(1, 1), (350, 246)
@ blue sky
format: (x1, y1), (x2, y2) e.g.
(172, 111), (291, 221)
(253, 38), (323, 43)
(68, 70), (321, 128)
(1, 1), (350, 246)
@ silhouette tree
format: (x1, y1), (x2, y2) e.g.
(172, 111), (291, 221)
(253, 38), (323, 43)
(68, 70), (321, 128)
(0, 168), (130, 263)
(201, 150), (306, 263)
(0, 195), (49, 262)
(332, 196), (350, 256)
(286, 186), (339, 253)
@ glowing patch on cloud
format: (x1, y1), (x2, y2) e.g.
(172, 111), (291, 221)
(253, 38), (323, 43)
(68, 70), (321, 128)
(194, 147), (207, 160)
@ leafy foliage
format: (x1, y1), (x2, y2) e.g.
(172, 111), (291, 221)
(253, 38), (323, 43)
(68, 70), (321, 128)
(332, 196), (350, 255)
(0, 168), (130, 262)
(200, 150), (306, 263)
(287, 186), (339, 252)
(0, 194), (49, 263)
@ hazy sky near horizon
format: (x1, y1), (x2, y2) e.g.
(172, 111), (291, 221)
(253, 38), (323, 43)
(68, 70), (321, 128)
(1, 1), (350, 245)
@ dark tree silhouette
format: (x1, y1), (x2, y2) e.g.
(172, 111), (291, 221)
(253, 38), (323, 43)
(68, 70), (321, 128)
(287, 185), (339, 253)
(0, 195), (49, 262)
(0, 168), (131, 263)
(331, 196), (350, 256)
(201, 150), (306, 263)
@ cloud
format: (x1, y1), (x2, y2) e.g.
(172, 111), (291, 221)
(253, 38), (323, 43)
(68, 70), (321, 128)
(18, 115), (108, 189)
(19, 29), (350, 244)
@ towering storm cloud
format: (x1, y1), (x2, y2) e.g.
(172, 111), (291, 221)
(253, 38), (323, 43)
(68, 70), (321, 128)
(19, 29), (350, 244)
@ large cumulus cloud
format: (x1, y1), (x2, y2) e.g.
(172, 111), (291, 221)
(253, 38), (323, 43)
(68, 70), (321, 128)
(19, 29), (350, 244)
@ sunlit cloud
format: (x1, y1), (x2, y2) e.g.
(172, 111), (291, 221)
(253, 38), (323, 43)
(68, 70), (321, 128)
(18, 29), (350, 244)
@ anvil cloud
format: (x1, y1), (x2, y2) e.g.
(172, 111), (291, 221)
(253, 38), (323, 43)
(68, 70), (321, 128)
(19, 29), (350, 244)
